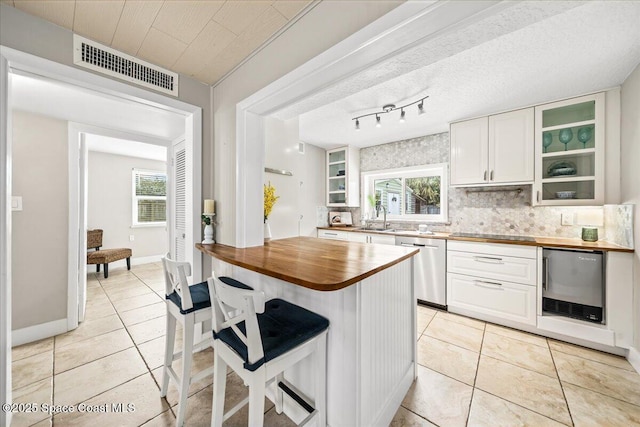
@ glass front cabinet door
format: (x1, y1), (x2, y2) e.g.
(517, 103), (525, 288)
(533, 93), (604, 206)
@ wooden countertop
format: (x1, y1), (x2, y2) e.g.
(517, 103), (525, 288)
(196, 236), (419, 292)
(317, 227), (634, 253)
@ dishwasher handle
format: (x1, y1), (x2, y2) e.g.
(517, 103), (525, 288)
(399, 242), (439, 249)
(542, 256), (549, 291)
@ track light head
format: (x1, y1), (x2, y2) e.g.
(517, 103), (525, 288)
(355, 119), (360, 131)
(375, 115), (381, 128)
(399, 109), (406, 123)
(418, 101), (425, 115)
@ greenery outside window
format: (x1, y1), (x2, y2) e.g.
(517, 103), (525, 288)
(362, 164), (448, 222)
(132, 169), (167, 226)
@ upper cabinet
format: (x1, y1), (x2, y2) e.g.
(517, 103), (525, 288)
(533, 93), (604, 206)
(450, 108), (534, 187)
(327, 146), (360, 207)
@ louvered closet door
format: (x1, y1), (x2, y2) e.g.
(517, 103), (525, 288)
(172, 141), (186, 261)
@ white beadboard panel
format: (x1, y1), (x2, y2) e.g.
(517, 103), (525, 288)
(209, 257), (415, 426)
(358, 259), (414, 426)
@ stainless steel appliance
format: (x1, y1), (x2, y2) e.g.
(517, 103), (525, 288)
(542, 248), (605, 323)
(395, 236), (446, 308)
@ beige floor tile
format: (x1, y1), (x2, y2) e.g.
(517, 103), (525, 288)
(12, 350), (53, 390)
(54, 348), (147, 406)
(417, 310), (435, 338)
(98, 271), (138, 283)
(475, 355), (571, 425)
(29, 419), (52, 427)
(12, 337), (53, 362)
(112, 292), (163, 313)
(99, 276), (143, 290)
(151, 347), (214, 406)
(54, 314), (123, 348)
(549, 339), (634, 371)
(424, 316), (484, 352)
(139, 334), (186, 371)
(481, 332), (556, 378)
(417, 335), (479, 386)
(140, 410), (175, 426)
(84, 299), (117, 321)
(436, 311), (486, 330)
(402, 365), (473, 427)
(10, 378), (52, 427)
(104, 284), (155, 302)
(552, 351), (640, 406)
(54, 374), (169, 426)
(563, 382), (640, 427)
(417, 305), (438, 317)
(485, 323), (548, 348)
(54, 328), (134, 374)
(391, 406), (437, 426)
(468, 389), (567, 427)
(86, 285), (108, 301)
(127, 316), (168, 345)
(119, 302), (167, 327)
(146, 280), (167, 293)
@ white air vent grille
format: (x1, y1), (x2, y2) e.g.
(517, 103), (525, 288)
(73, 35), (178, 96)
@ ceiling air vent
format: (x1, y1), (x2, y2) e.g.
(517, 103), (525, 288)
(73, 35), (178, 96)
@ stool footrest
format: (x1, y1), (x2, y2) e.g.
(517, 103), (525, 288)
(278, 381), (314, 414)
(222, 396), (249, 422)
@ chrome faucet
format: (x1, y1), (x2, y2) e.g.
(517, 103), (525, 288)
(375, 201), (389, 230)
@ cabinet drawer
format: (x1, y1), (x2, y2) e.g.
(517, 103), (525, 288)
(317, 229), (349, 240)
(447, 273), (536, 325)
(447, 250), (536, 286)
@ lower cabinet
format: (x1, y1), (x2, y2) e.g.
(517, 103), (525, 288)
(447, 273), (536, 325)
(317, 229), (349, 240)
(317, 229), (395, 245)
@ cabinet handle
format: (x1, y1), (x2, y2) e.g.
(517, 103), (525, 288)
(473, 256), (503, 264)
(325, 232), (337, 236)
(490, 170), (494, 181)
(483, 170), (488, 181)
(543, 257), (550, 291)
(474, 280), (504, 289)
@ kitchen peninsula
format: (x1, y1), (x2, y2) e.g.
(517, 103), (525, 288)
(197, 237), (419, 426)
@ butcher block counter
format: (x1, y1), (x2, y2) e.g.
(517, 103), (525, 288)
(197, 237), (419, 426)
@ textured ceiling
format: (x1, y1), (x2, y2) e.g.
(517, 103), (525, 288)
(292, 1), (640, 149)
(3, 0), (313, 85)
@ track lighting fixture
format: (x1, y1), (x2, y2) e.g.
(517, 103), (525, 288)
(352, 96), (428, 130)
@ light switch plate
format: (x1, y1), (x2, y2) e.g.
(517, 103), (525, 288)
(561, 213), (574, 226)
(11, 196), (22, 211)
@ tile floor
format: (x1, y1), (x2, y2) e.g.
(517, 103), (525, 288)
(10, 263), (640, 426)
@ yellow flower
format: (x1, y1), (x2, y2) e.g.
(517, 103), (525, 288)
(264, 182), (279, 222)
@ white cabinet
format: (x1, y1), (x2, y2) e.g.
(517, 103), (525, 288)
(533, 93), (604, 206)
(327, 146), (360, 207)
(450, 108), (534, 186)
(317, 229), (350, 240)
(447, 241), (537, 326)
(352, 233), (395, 245)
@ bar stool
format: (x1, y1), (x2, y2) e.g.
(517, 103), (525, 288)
(207, 274), (329, 427)
(160, 255), (213, 427)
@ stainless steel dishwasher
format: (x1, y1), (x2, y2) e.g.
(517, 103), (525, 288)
(395, 236), (446, 308)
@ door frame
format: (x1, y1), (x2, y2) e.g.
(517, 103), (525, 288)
(1, 45), (202, 409)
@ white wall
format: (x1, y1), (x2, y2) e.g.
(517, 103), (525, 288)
(88, 151), (168, 261)
(213, 1), (402, 245)
(620, 63), (640, 352)
(11, 111), (68, 330)
(264, 117), (324, 239)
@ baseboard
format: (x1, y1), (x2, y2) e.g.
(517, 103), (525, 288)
(628, 346), (640, 375)
(11, 318), (68, 347)
(131, 254), (163, 266)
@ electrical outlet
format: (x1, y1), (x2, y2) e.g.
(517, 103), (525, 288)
(561, 213), (574, 226)
(129, 235), (135, 241)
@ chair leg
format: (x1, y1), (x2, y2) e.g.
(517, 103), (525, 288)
(96, 264), (100, 273)
(126, 257), (131, 270)
(103, 263), (108, 278)
(274, 372), (284, 414)
(211, 350), (227, 427)
(248, 369), (266, 427)
(160, 310), (176, 397)
(315, 333), (327, 427)
(176, 315), (195, 427)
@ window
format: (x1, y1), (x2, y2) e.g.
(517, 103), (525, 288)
(362, 164), (448, 222)
(132, 169), (167, 226)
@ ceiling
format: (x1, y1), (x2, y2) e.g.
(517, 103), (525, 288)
(287, 1), (640, 149)
(4, 0), (313, 85)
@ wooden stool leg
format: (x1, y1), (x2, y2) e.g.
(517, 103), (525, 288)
(103, 263), (108, 279)
(160, 310), (177, 397)
(211, 350), (227, 427)
(248, 369), (266, 427)
(126, 257), (131, 270)
(176, 316), (195, 427)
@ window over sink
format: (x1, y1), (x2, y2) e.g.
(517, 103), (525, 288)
(362, 163), (448, 222)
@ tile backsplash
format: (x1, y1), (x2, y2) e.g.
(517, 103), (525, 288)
(319, 132), (634, 248)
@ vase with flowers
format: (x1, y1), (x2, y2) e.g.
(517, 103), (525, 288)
(263, 182), (279, 241)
